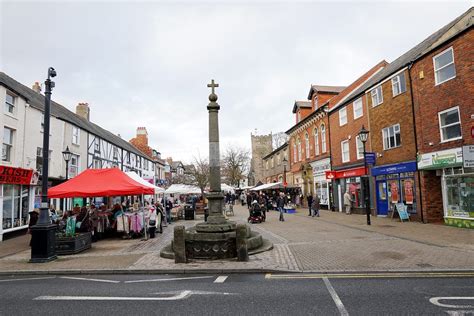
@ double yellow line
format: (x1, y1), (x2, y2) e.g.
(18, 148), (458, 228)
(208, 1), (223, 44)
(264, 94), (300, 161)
(265, 271), (474, 280)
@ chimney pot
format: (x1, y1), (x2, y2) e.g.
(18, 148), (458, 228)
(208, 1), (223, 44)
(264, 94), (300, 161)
(32, 82), (41, 93)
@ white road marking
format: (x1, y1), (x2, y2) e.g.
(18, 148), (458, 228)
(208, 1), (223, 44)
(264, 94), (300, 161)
(124, 275), (214, 284)
(214, 276), (228, 283)
(60, 276), (120, 284)
(35, 290), (192, 301)
(34, 290), (238, 301)
(0, 277), (56, 283)
(446, 311), (474, 316)
(323, 277), (349, 316)
(429, 297), (474, 309)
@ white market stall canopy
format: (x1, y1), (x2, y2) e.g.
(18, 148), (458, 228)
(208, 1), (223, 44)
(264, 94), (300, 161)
(240, 185), (254, 190)
(125, 172), (165, 194)
(221, 183), (236, 193)
(250, 182), (281, 191)
(165, 184), (202, 195)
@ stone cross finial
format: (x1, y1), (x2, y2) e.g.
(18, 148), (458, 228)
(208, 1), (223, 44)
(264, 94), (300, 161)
(207, 79), (219, 94)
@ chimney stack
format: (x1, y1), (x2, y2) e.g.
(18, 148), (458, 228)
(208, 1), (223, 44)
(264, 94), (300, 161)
(136, 127), (148, 145)
(76, 102), (90, 121)
(32, 82), (41, 93)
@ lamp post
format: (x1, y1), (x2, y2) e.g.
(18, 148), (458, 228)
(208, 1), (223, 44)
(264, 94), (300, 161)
(62, 146), (72, 211)
(30, 67), (58, 263)
(358, 125), (371, 226)
(282, 157), (288, 193)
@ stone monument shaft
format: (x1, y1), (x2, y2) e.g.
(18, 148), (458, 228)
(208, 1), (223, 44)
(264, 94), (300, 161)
(206, 79), (224, 218)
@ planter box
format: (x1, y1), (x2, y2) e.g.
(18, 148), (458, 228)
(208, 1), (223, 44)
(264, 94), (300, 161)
(56, 232), (92, 255)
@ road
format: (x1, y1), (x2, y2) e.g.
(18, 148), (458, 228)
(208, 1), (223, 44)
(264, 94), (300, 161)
(1, 273), (473, 315)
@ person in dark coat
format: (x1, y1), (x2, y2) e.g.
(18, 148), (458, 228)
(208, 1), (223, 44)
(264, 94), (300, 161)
(28, 209), (39, 247)
(307, 194), (313, 216)
(277, 194), (285, 222)
(246, 193), (252, 210)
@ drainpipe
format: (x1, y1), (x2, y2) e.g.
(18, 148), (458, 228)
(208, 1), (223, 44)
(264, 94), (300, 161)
(408, 62), (425, 223)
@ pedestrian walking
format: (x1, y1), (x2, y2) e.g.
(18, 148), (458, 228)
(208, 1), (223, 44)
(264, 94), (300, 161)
(277, 193), (285, 222)
(246, 193), (252, 210)
(311, 195), (320, 217)
(147, 206), (157, 238)
(344, 190), (353, 215)
(307, 194), (313, 216)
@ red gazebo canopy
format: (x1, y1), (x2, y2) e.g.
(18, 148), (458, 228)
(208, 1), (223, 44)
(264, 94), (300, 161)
(48, 168), (154, 198)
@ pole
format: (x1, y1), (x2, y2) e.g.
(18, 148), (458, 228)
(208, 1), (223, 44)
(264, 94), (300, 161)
(363, 142), (371, 225)
(65, 160), (69, 212)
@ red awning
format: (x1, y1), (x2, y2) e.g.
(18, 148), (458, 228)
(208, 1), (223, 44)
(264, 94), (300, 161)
(48, 168), (155, 198)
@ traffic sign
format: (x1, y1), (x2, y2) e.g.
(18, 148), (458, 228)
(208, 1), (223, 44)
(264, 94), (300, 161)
(365, 152), (376, 165)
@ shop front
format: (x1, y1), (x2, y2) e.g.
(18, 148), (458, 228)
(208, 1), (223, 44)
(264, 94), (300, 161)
(311, 158), (331, 207)
(326, 166), (367, 213)
(371, 161), (417, 217)
(418, 147), (473, 229)
(0, 166), (37, 241)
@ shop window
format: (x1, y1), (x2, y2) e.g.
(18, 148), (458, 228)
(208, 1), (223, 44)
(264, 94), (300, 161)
(339, 107), (347, 126)
(434, 47), (456, 85)
(353, 98), (363, 119)
(382, 124), (401, 150)
(314, 128), (319, 156)
(2, 127), (14, 162)
(321, 124), (327, 153)
(341, 140), (350, 163)
(356, 136), (364, 160)
(438, 106), (461, 142)
(72, 126), (80, 145)
(370, 86), (383, 106)
(391, 72), (406, 97)
(2, 184), (28, 230)
(305, 133), (310, 159)
(4, 92), (15, 115)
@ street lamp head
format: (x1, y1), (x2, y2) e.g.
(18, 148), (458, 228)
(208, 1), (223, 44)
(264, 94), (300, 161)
(282, 157), (288, 167)
(62, 146), (72, 162)
(358, 125), (369, 143)
(48, 67), (57, 78)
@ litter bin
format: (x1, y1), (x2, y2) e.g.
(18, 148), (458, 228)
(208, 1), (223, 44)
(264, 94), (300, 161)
(184, 204), (195, 220)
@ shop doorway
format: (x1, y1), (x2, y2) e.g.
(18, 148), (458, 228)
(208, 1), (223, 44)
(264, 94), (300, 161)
(376, 180), (388, 215)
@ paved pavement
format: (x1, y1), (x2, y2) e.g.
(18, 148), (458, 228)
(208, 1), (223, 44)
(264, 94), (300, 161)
(0, 204), (472, 274)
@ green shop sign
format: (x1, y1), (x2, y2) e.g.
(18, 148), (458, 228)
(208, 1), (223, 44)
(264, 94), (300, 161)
(417, 147), (463, 170)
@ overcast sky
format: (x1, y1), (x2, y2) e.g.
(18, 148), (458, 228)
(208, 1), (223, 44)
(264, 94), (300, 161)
(1, 0), (470, 163)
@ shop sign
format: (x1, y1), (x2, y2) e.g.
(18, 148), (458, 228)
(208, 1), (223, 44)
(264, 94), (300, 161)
(371, 161), (417, 176)
(326, 167), (367, 180)
(0, 166), (35, 185)
(462, 145), (474, 168)
(417, 147), (463, 170)
(311, 158), (331, 179)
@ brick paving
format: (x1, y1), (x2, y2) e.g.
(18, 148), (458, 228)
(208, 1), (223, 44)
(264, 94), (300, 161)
(0, 204), (472, 274)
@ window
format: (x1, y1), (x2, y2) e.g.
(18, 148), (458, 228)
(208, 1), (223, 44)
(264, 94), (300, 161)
(292, 141), (296, 163)
(144, 160), (149, 171)
(94, 141), (100, 153)
(72, 126), (80, 145)
(391, 72), (406, 96)
(276, 154), (280, 166)
(314, 128), (319, 156)
(353, 98), (363, 119)
(2, 127), (14, 162)
(305, 133), (310, 159)
(297, 138), (302, 161)
(438, 106), (462, 142)
(266, 160), (269, 170)
(321, 124), (327, 153)
(93, 159), (101, 169)
(370, 86), (383, 106)
(69, 154), (79, 178)
(339, 107), (347, 126)
(2, 184), (29, 230)
(434, 47), (456, 85)
(271, 157), (274, 168)
(297, 111), (301, 123)
(341, 140), (350, 163)
(113, 147), (119, 161)
(356, 136), (364, 160)
(382, 124), (401, 150)
(4, 93), (15, 114)
(36, 147), (52, 174)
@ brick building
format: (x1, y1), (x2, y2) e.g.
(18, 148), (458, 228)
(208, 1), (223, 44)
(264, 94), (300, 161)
(327, 61), (387, 213)
(410, 9), (473, 227)
(262, 142), (288, 184)
(287, 87), (345, 207)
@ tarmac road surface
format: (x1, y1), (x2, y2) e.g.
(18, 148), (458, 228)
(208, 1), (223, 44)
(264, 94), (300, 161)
(1, 273), (473, 315)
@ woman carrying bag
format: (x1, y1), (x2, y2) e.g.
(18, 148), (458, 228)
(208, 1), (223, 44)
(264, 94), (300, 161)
(147, 206), (157, 239)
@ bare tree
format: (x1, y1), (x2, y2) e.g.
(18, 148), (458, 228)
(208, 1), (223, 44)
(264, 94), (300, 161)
(186, 156), (210, 195)
(272, 132), (288, 149)
(221, 146), (250, 187)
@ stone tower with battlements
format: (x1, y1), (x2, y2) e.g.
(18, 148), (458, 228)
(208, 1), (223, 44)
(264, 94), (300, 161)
(249, 133), (273, 185)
